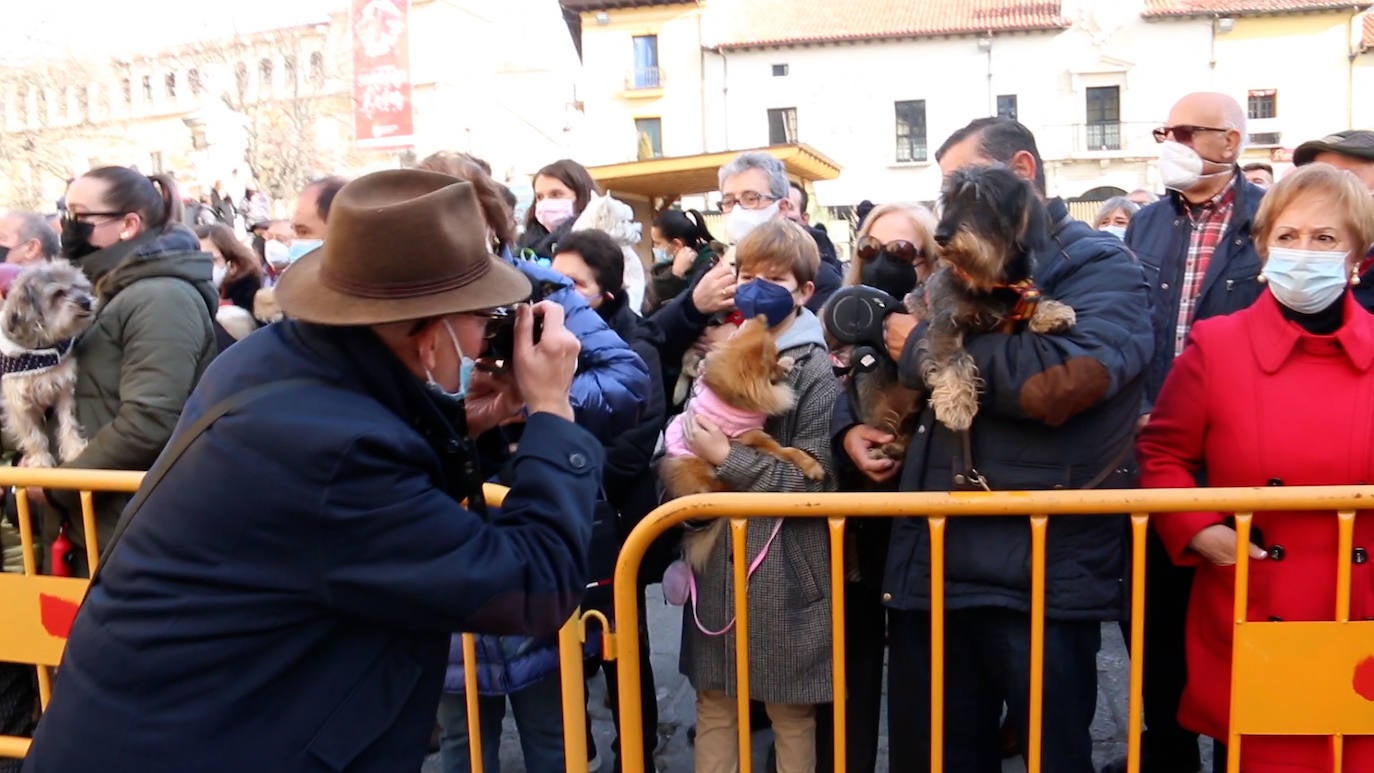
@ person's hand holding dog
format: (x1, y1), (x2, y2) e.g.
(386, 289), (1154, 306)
(513, 302), (578, 423)
(692, 259), (737, 315)
(682, 412), (730, 467)
(843, 425), (901, 483)
(884, 312), (918, 362)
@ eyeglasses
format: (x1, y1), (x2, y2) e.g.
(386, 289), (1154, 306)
(855, 236), (924, 264)
(1152, 125), (1230, 144)
(719, 191), (778, 212)
(62, 211), (124, 225)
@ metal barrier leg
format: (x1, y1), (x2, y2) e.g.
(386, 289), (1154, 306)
(928, 516), (946, 773)
(1333, 510), (1355, 773)
(1126, 514), (1149, 773)
(826, 517), (847, 772)
(1027, 515), (1048, 773)
(461, 633), (484, 773)
(731, 518), (752, 773)
(79, 491), (99, 572)
(559, 612), (589, 771)
(1226, 513), (1252, 773)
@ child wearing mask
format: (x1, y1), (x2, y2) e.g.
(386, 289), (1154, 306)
(670, 218), (840, 773)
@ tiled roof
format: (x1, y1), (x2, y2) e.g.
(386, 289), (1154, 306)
(710, 0), (1069, 50)
(1364, 12), (1374, 48)
(1143, 0), (1371, 18)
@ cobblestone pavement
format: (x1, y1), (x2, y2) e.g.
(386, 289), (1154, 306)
(424, 585), (1214, 773)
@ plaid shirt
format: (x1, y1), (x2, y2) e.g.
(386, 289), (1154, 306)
(1174, 181), (1238, 355)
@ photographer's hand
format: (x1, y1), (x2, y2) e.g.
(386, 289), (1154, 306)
(465, 370), (524, 437)
(514, 302), (578, 422)
(884, 312), (918, 362)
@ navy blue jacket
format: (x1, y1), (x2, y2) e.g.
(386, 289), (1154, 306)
(24, 322), (603, 772)
(884, 198), (1153, 620)
(1124, 174), (1266, 403)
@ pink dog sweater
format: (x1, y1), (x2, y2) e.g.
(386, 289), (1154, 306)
(664, 381), (768, 458)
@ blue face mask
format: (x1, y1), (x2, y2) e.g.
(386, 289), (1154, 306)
(287, 238), (323, 264)
(425, 320), (476, 399)
(735, 278), (798, 328)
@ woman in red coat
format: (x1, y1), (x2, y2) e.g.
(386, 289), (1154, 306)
(1139, 163), (1374, 772)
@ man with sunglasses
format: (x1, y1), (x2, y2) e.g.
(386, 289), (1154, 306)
(1110, 91), (1266, 773)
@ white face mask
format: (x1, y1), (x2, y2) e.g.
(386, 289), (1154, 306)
(1158, 140), (1231, 192)
(724, 200), (780, 244)
(211, 265), (227, 289)
(1264, 247), (1350, 314)
(1101, 225), (1127, 241)
(264, 239), (290, 269)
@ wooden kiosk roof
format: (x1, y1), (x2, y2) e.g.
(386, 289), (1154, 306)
(586, 144), (842, 201)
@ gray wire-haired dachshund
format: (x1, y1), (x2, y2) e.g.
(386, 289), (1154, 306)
(0, 261), (95, 467)
(909, 164), (1076, 432)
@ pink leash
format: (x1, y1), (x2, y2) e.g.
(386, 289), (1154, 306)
(685, 518), (784, 637)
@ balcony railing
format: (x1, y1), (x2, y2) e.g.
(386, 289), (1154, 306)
(625, 67), (663, 91)
(1085, 121), (1122, 151)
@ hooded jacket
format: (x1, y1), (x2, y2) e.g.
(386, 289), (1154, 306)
(49, 225), (218, 560)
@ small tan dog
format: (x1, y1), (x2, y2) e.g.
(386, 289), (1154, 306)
(659, 314), (823, 568)
(0, 261), (96, 467)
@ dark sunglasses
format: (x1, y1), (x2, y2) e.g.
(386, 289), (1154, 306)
(855, 236), (923, 263)
(1152, 124), (1230, 144)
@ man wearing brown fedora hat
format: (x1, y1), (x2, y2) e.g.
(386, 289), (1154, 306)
(25, 169), (606, 772)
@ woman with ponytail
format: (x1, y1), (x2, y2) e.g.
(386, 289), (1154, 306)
(44, 166), (220, 573)
(649, 208), (720, 310)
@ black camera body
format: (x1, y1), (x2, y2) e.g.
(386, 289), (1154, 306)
(483, 279), (558, 367)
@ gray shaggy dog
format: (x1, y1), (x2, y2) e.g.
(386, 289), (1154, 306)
(0, 261), (95, 467)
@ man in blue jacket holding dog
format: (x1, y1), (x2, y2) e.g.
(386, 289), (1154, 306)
(24, 170), (604, 772)
(856, 117), (1153, 773)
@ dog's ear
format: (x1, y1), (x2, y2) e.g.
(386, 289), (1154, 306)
(1013, 180), (1050, 256)
(22, 281), (42, 323)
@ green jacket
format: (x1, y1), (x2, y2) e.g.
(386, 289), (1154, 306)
(49, 226), (218, 562)
(648, 241), (720, 310)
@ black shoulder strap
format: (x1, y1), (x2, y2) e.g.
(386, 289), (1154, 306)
(89, 377), (326, 586)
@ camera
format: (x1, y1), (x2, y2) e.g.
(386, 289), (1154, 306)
(482, 279), (558, 368)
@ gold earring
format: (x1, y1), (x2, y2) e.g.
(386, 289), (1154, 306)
(1353, 271), (1362, 286)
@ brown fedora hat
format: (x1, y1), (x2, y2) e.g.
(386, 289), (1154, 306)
(275, 169), (531, 325)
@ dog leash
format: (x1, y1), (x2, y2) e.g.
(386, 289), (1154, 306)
(954, 429), (1134, 492)
(680, 518), (784, 637)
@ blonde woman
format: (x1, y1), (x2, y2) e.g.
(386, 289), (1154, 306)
(827, 203), (937, 773)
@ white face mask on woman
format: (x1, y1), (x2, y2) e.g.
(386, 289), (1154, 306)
(534, 198), (576, 232)
(1263, 247), (1350, 314)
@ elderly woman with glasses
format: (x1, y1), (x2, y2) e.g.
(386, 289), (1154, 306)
(823, 202), (938, 773)
(1138, 163), (1374, 772)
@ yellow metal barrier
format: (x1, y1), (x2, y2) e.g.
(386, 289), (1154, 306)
(610, 486), (1374, 773)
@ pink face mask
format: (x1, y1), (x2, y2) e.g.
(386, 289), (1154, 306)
(534, 198), (576, 232)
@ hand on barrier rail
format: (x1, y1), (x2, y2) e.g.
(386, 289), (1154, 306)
(843, 425), (901, 483)
(1188, 523), (1268, 566)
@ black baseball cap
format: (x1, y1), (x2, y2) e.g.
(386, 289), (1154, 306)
(1294, 130), (1374, 166)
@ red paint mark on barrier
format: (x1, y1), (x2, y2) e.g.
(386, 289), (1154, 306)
(39, 594), (78, 639)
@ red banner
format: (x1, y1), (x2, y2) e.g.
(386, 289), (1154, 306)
(352, 0), (414, 147)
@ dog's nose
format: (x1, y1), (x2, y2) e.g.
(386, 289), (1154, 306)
(76, 296), (92, 312)
(933, 226), (953, 247)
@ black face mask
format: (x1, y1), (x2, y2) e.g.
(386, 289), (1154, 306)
(860, 253), (920, 301)
(60, 218), (98, 260)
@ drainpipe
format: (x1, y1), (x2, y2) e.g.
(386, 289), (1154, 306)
(699, 9), (709, 153)
(983, 31), (994, 114)
(1348, 5), (1361, 127)
(720, 47), (730, 150)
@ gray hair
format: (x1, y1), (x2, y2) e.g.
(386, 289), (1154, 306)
(6, 210), (59, 259)
(718, 151), (789, 200)
(1095, 197), (1140, 225)
(1128, 188), (1159, 204)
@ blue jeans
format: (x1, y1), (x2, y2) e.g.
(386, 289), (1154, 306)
(436, 673), (566, 773)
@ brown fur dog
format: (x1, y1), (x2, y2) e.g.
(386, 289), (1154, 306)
(0, 261), (96, 467)
(914, 165), (1076, 432)
(660, 315), (824, 568)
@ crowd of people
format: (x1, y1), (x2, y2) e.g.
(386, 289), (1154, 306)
(0, 90), (1372, 773)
